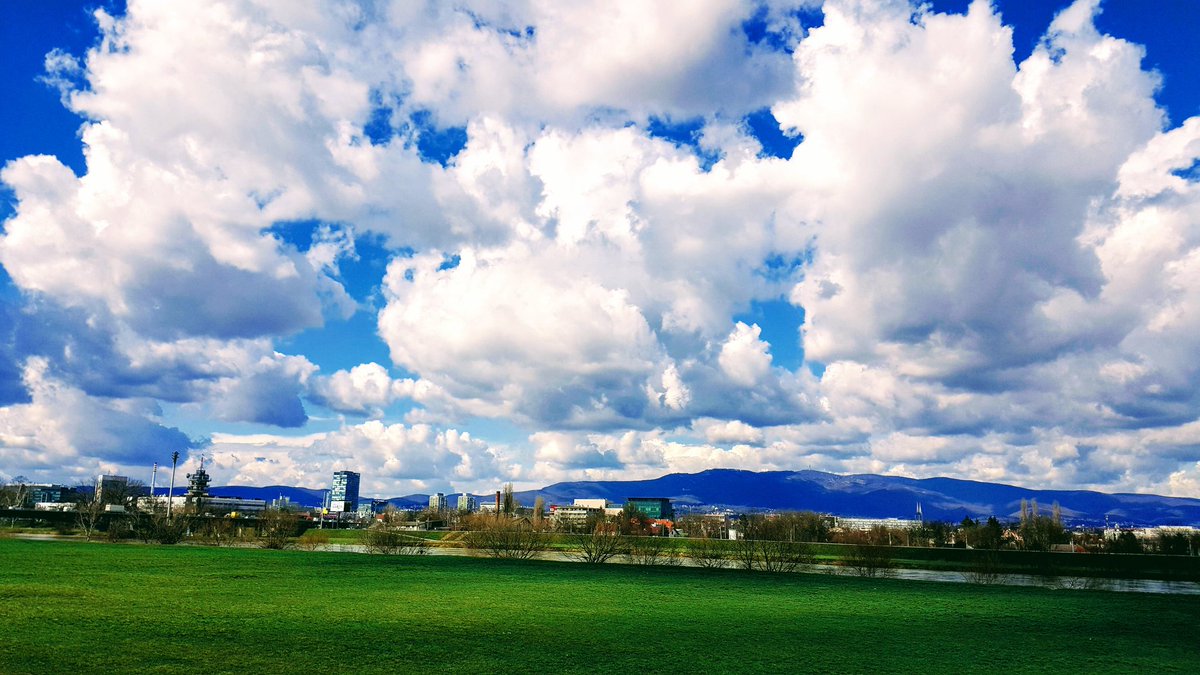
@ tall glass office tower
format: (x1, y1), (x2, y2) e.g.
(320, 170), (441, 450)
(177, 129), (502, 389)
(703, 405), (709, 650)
(330, 470), (360, 512)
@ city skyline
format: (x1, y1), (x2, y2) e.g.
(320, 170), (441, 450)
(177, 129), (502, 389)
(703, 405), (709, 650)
(3, 1), (1200, 499)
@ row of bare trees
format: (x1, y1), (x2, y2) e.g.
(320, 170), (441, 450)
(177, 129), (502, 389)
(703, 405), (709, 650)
(362, 526), (431, 555)
(682, 535), (892, 576)
(453, 513), (894, 575)
(70, 504), (310, 549)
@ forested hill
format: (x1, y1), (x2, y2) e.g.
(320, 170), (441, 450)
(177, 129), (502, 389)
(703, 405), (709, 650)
(514, 469), (1200, 526)
(206, 469), (1200, 526)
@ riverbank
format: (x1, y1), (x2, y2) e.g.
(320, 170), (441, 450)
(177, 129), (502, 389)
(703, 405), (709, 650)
(2, 538), (1198, 673)
(9, 530), (1199, 595)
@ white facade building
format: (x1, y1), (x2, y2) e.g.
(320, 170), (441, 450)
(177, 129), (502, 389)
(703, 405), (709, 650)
(835, 517), (921, 531)
(552, 505), (603, 529)
(429, 493), (448, 512)
(140, 495), (267, 515)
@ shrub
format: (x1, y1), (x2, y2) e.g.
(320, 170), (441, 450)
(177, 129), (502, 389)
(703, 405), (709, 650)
(364, 526), (429, 555)
(257, 509), (300, 550)
(133, 512), (191, 545)
(194, 518), (234, 547)
(297, 530), (331, 551)
(104, 515), (136, 542)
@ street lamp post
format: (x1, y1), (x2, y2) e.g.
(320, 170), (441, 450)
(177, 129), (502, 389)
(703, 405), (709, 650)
(319, 489), (330, 529)
(167, 451), (179, 520)
(149, 463), (158, 511)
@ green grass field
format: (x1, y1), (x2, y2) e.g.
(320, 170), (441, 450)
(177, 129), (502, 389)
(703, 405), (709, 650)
(1, 539), (1197, 673)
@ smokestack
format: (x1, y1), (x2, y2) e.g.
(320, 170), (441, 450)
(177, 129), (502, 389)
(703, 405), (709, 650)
(495, 490), (501, 512)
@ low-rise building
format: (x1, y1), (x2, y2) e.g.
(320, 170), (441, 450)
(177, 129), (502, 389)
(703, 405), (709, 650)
(551, 505), (603, 530)
(834, 517), (921, 531)
(356, 499), (389, 518)
(27, 484), (73, 507)
(1127, 525), (1200, 541)
(140, 495), (268, 515)
(33, 502), (75, 512)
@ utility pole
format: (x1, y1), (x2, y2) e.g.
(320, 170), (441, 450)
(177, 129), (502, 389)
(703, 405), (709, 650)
(167, 451), (179, 520)
(319, 489), (329, 529)
(150, 463), (158, 511)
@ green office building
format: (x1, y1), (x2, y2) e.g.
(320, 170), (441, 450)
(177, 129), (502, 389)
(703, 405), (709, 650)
(626, 497), (674, 520)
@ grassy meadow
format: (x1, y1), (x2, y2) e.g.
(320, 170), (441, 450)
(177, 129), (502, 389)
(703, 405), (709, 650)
(1, 538), (1197, 673)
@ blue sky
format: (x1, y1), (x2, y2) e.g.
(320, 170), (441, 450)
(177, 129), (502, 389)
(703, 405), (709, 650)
(2, 0), (1200, 498)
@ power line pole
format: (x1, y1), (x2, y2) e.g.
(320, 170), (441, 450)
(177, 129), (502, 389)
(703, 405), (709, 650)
(167, 451), (179, 520)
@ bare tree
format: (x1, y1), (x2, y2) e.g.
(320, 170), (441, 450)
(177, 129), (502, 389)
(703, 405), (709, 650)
(75, 496), (106, 541)
(686, 536), (728, 568)
(133, 510), (170, 543)
(257, 508), (300, 549)
(627, 535), (671, 565)
(532, 496), (546, 526)
(732, 515), (815, 573)
(193, 517), (233, 546)
(501, 483), (518, 516)
(1018, 498), (1067, 551)
(758, 540), (814, 573)
(462, 514), (548, 559)
(731, 534), (760, 571)
(677, 515), (726, 539)
(572, 523), (627, 564)
(961, 550), (1007, 585)
(0, 476), (31, 509)
(379, 505), (413, 526)
(104, 513), (136, 542)
(842, 543), (896, 577)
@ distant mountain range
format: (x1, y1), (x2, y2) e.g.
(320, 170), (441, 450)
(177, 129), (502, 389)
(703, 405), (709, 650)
(202, 469), (1200, 527)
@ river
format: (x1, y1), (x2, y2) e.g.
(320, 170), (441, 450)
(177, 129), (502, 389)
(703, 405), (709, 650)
(317, 541), (1200, 595)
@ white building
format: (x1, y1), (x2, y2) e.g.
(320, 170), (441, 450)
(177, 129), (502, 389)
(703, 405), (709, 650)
(429, 493), (448, 512)
(139, 495), (267, 515)
(835, 517), (921, 531)
(457, 494), (478, 512)
(552, 505), (603, 529)
(1126, 525), (1200, 541)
